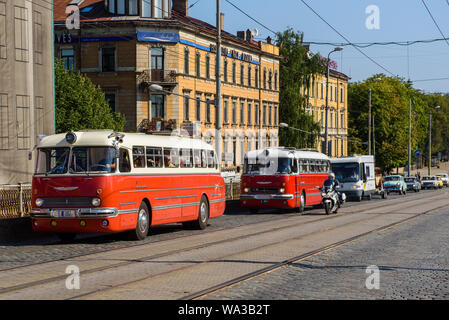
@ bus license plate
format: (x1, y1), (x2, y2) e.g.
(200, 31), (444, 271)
(50, 210), (76, 218)
(262, 200), (269, 203)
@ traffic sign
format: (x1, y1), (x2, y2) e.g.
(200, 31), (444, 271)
(414, 150), (421, 157)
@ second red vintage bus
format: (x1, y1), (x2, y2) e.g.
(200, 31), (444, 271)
(30, 130), (226, 240)
(240, 147), (330, 213)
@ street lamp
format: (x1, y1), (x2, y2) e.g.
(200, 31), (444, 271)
(428, 105), (441, 175)
(324, 46), (343, 157)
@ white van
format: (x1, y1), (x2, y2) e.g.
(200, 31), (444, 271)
(330, 155), (376, 201)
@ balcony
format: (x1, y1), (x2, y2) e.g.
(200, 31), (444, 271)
(137, 69), (178, 90)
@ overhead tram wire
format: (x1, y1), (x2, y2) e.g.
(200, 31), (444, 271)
(303, 37), (449, 48)
(299, 0), (396, 77)
(420, 0), (449, 47)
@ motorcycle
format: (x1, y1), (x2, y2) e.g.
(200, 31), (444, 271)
(318, 185), (346, 215)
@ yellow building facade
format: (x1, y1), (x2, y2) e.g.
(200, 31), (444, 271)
(54, 0), (280, 169)
(306, 69), (350, 158)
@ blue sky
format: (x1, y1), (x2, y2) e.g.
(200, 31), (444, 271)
(189, 0), (449, 93)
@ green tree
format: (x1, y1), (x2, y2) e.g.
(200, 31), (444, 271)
(55, 58), (126, 133)
(348, 75), (429, 172)
(276, 28), (324, 149)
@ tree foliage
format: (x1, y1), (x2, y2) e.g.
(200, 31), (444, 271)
(55, 58), (126, 133)
(276, 28), (324, 149)
(348, 74), (449, 172)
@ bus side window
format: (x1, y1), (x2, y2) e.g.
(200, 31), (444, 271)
(164, 148), (180, 168)
(146, 147), (162, 168)
(207, 150), (215, 168)
(201, 150), (207, 168)
(181, 149), (193, 168)
(133, 146), (145, 168)
(119, 148), (131, 173)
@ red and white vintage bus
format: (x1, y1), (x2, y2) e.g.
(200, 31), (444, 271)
(30, 130), (225, 240)
(240, 147), (330, 213)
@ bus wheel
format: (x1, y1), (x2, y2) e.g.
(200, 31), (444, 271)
(57, 233), (76, 243)
(129, 202), (150, 240)
(296, 193), (305, 213)
(184, 196), (209, 230)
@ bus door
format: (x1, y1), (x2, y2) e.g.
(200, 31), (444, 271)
(293, 158), (302, 207)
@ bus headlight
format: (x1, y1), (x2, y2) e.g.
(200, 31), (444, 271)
(244, 188), (249, 193)
(35, 198), (44, 207)
(279, 188), (285, 193)
(91, 197), (101, 207)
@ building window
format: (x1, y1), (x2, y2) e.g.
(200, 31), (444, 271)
(232, 101), (237, 124)
(341, 113), (344, 129)
(183, 93), (190, 121)
(330, 84), (333, 101)
(268, 69), (272, 90)
(151, 94), (164, 119)
(311, 81), (315, 98)
(142, 0), (151, 17)
(196, 96), (201, 121)
(321, 111), (324, 128)
(102, 47), (115, 72)
(129, 0), (138, 15)
(240, 101), (245, 125)
(61, 48), (75, 70)
(33, 11), (43, 65)
(205, 55), (210, 79)
(248, 66), (251, 87)
(223, 58), (228, 82)
(0, 2), (6, 59)
(255, 67), (259, 88)
(341, 87), (344, 103)
(16, 95), (30, 150)
(269, 105), (272, 126)
(117, 0), (125, 14)
(206, 98), (211, 123)
(232, 61), (236, 84)
(240, 64), (244, 85)
(223, 100), (229, 124)
(14, 6), (28, 62)
(153, 0), (163, 18)
(255, 103), (259, 125)
(105, 93), (116, 112)
(151, 47), (164, 70)
(330, 112), (333, 129)
(248, 102), (252, 125)
(0, 93), (8, 149)
(196, 52), (201, 78)
(263, 68), (267, 89)
(184, 48), (189, 75)
(335, 86), (338, 103)
(320, 83), (324, 99)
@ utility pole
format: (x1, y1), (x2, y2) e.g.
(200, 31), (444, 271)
(408, 94), (412, 176)
(215, 0), (222, 167)
(368, 86), (371, 155)
(428, 111), (431, 176)
(373, 115), (375, 163)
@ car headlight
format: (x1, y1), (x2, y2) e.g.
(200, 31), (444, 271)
(91, 197), (101, 207)
(35, 198), (44, 207)
(396, 182), (400, 186)
(352, 185), (358, 189)
(279, 188), (285, 193)
(321, 193), (326, 197)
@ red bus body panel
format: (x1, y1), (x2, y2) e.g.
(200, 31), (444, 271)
(31, 174), (226, 234)
(240, 173), (328, 210)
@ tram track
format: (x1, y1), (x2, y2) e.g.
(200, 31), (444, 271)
(184, 201), (449, 300)
(0, 190), (446, 299)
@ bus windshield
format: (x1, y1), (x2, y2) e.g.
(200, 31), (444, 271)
(36, 147), (117, 174)
(331, 162), (360, 183)
(244, 157), (293, 175)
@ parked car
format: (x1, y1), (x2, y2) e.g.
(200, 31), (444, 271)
(421, 176), (439, 189)
(404, 176), (421, 192)
(383, 175), (407, 195)
(436, 176), (444, 188)
(436, 173), (449, 187)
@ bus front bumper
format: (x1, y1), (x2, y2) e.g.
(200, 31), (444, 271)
(240, 194), (294, 200)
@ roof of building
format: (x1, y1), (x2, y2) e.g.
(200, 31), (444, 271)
(54, 0), (266, 52)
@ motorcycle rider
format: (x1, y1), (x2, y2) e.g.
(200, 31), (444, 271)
(323, 172), (343, 207)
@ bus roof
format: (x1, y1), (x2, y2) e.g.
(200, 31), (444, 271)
(330, 155), (374, 164)
(37, 131), (214, 150)
(245, 147), (329, 160)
